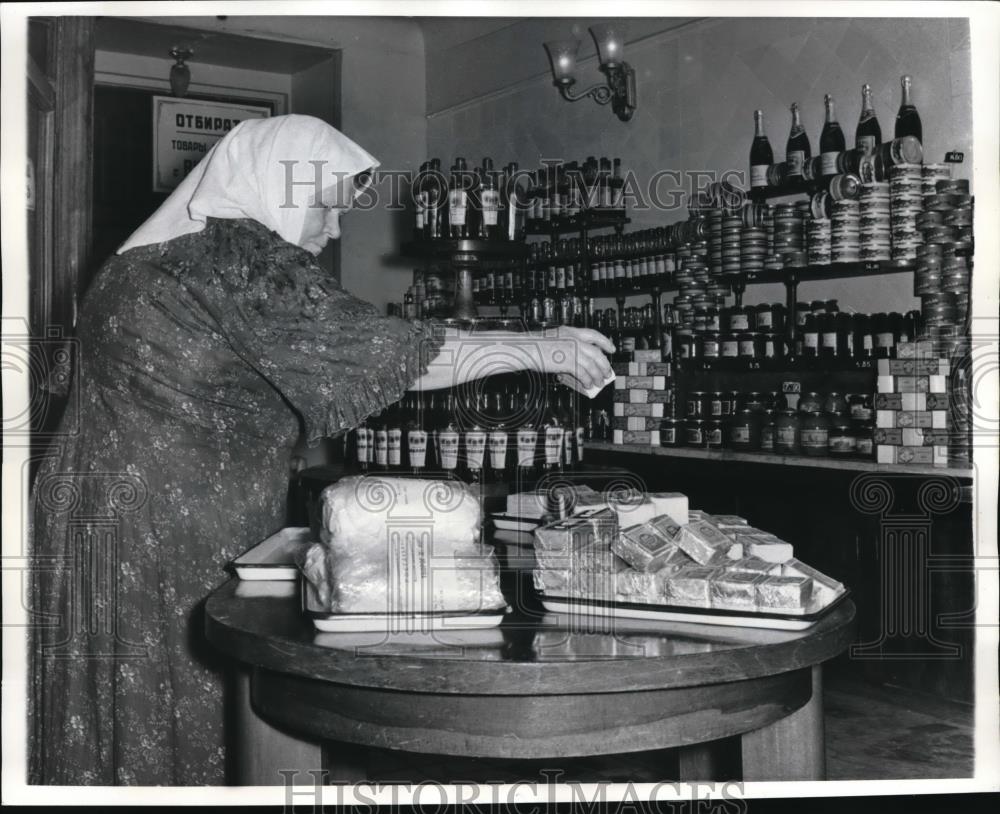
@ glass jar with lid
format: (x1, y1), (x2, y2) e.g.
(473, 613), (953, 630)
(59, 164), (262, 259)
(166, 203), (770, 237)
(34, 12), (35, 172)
(854, 421), (875, 458)
(760, 410), (777, 452)
(729, 409), (762, 451)
(762, 332), (785, 366)
(660, 418), (682, 447)
(685, 419), (706, 448)
(686, 391), (708, 418)
(798, 391), (824, 413)
(701, 332), (720, 361)
(707, 392), (724, 418)
(743, 392), (768, 413)
(848, 393), (874, 421)
(774, 410), (802, 455)
(767, 391), (789, 412)
(706, 420), (725, 449)
(823, 392), (848, 416)
(800, 411), (831, 456)
(828, 420), (856, 456)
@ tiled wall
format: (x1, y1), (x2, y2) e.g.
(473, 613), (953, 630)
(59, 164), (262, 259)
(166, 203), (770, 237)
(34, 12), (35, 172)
(426, 16), (973, 314)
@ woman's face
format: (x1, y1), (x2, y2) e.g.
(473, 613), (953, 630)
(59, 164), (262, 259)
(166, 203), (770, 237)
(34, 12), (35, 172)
(299, 205), (346, 256)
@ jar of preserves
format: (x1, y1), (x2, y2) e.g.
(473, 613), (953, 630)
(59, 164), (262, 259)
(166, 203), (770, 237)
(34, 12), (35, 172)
(872, 312), (894, 359)
(729, 305), (752, 332)
(739, 332), (763, 361)
(706, 420), (724, 449)
(707, 391), (724, 418)
(720, 332), (740, 360)
(801, 314), (820, 358)
(800, 411), (830, 456)
(762, 332), (785, 364)
(852, 314), (874, 359)
(705, 306), (721, 332)
(743, 392), (767, 412)
(829, 420), (856, 456)
(755, 303), (774, 331)
(702, 332), (720, 360)
(775, 410), (801, 455)
(854, 421), (875, 458)
(660, 418), (682, 447)
(729, 409), (762, 451)
(685, 419), (706, 447)
(798, 391), (824, 413)
(723, 390), (741, 417)
(676, 331), (697, 362)
(848, 393), (874, 421)
(823, 392), (848, 416)
(818, 313), (839, 359)
(686, 391), (707, 418)
(760, 410), (777, 452)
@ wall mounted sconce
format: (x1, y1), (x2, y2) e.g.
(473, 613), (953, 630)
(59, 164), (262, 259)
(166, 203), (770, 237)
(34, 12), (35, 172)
(544, 24), (637, 122)
(169, 47), (193, 97)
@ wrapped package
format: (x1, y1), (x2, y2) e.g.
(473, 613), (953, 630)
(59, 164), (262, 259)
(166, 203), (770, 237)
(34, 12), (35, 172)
(724, 555), (782, 577)
(756, 574), (813, 611)
(533, 546), (619, 601)
(647, 492), (689, 525)
(304, 476), (505, 614)
(612, 522), (684, 572)
(734, 531), (794, 563)
(713, 514), (749, 529)
(615, 565), (674, 603)
(688, 510), (712, 523)
(533, 510), (618, 570)
(649, 514), (684, 543)
(782, 558), (844, 595)
(607, 493), (660, 528)
(678, 520), (743, 565)
(508, 484), (601, 518)
(664, 566), (719, 608)
(711, 572), (764, 611)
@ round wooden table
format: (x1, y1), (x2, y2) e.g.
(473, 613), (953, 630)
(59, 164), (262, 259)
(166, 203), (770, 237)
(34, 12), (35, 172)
(205, 578), (855, 785)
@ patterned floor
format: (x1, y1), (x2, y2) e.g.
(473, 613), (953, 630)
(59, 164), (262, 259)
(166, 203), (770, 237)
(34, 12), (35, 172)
(351, 676), (974, 783)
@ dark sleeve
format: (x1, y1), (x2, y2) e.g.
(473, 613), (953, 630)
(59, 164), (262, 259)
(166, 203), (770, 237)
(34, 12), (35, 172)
(183, 220), (445, 444)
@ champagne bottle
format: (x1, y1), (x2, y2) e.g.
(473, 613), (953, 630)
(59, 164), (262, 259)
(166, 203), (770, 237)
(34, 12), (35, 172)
(785, 102), (811, 180)
(820, 94), (846, 178)
(373, 409), (389, 471)
(462, 388), (488, 483)
(486, 382), (510, 484)
(386, 400), (403, 471)
(479, 157), (500, 241)
(515, 384), (539, 486)
(426, 158), (443, 240)
(855, 83), (882, 157)
(894, 75), (922, 144)
(448, 158), (469, 239)
(749, 110), (774, 190)
(355, 415), (372, 473)
(414, 161), (427, 240)
(540, 378), (566, 475)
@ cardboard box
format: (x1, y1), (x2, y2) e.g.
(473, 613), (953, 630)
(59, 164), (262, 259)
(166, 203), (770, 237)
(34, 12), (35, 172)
(648, 493), (690, 526)
(613, 402), (665, 418)
(876, 410), (947, 429)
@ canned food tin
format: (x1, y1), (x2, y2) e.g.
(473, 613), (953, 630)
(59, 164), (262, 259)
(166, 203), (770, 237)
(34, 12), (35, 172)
(660, 418), (682, 447)
(706, 420), (724, 449)
(687, 391), (707, 418)
(685, 419), (706, 447)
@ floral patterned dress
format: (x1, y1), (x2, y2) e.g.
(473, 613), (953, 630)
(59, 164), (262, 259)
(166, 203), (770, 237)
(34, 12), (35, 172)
(28, 217), (442, 785)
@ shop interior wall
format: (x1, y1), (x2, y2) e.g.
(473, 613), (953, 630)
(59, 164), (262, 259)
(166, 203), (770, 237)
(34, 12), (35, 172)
(133, 15), (428, 312)
(425, 15), (973, 315)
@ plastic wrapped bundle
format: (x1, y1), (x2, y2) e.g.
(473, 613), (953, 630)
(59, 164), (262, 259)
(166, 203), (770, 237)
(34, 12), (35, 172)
(302, 476), (505, 614)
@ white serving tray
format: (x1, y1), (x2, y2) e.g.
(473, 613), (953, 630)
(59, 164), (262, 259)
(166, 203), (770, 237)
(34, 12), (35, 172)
(231, 527), (313, 581)
(539, 588), (850, 632)
(301, 577), (508, 633)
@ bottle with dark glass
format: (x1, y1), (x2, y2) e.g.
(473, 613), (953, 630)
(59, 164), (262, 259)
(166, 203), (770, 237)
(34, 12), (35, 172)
(502, 162), (523, 241)
(405, 392), (428, 474)
(785, 102), (811, 180)
(355, 414), (373, 473)
(426, 158), (443, 240)
(414, 161), (427, 240)
(801, 313), (820, 361)
(855, 83), (882, 157)
(386, 400), (403, 471)
(540, 378), (566, 475)
(437, 391), (461, 475)
(479, 157), (500, 241)
(515, 384), (540, 486)
(894, 75), (922, 144)
(486, 380), (510, 484)
(750, 109), (774, 190)
(561, 386), (585, 468)
(820, 94), (846, 178)
(448, 158), (470, 239)
(426, 391), (441, 468)
(462, 388), (488, 483)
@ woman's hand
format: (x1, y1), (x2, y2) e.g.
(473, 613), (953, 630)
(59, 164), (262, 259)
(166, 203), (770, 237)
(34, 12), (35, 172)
(538, 327), (616, 394)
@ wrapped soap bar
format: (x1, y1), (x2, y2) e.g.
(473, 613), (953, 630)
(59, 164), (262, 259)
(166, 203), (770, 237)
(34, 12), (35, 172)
(711, 572), (764, 610)
(782, 558), (844, 594)
(688, 510), (712, 523)
(678, 520), (743, 565)
(647, 492), (689, 525)
(650, 514), (684, 543)
(724, 556), (782, 577)
(613, 522), (682, 572)
(607, 494), (659, 527)
(664, 566), (719, 607)
(713, 515), (749, 528)
(746, 538), (794, 563)
(756, 574), (813, 611)
(534, 510), (617, 567)
(615, 565), (675, 603)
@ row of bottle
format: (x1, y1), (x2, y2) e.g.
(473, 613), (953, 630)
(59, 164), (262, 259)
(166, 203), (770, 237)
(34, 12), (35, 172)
(524, 157), (626, 222)
(345, 377), (588, 483)
(414, 157), (525, 242)
(750, 76), (923, 188)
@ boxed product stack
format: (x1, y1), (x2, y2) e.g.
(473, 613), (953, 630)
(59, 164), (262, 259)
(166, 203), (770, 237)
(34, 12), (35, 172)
(612, 350), (672, 446)
(874, 340), (952, 466)
(532, 499), (846, 614)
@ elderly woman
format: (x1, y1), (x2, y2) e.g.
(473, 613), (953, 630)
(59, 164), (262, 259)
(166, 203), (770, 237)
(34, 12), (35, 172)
(28, 115), (613, 785)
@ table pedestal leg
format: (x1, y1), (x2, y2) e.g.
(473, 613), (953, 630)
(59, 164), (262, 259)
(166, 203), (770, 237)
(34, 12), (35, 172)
(740, 665), (826, 781)
(234, 669), (324, 786)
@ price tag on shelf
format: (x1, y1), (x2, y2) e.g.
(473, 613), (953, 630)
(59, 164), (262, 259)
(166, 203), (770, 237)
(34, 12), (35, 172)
(782, 380), (801, 394)
(945, 151), (965, 164)
(863, 262), (880, 273)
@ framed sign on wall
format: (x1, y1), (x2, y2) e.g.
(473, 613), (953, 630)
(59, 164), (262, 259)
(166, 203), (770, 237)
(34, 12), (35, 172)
(152, 95), (270, 192)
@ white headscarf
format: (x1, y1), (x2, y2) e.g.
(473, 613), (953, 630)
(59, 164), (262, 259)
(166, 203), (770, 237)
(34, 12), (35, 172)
(117, 114), (379, 254)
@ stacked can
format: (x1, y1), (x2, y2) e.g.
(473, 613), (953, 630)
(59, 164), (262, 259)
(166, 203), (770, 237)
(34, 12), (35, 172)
(922, 164), (951, 199)
(917, 177), (973, 330)
(741, 227), (767, 274)
(721, 215), (743, 276)
(859, 182), (891, 262)
(889, 164), (924, 262)
(830, 199), (861, 263)
(771, 203), (804, 267)
(806, 217), (832, 265)
(707, 209), (724, 278)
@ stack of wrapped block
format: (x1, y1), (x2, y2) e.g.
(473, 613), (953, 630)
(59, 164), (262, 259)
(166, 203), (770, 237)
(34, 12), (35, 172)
(874, 339), (954, 466)
(531, 492), (844, 614)
(612, 350), (673, 446)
